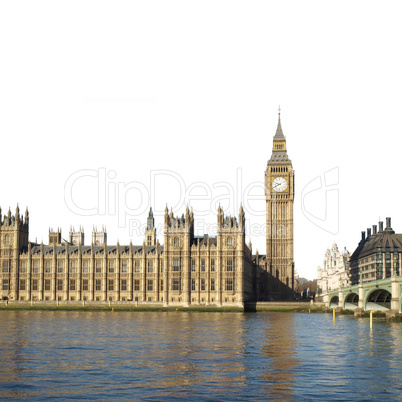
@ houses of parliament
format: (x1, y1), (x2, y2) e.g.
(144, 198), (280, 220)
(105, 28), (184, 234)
(0, 113), (295, 305)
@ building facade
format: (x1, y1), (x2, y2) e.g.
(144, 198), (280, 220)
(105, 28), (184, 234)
(253, 110), (295, 299)
(0, 113), (295, 304)
(265, 111), (294, 289)
(317, 243), (350, 295)
(348, 218), (402, 285)
(0, 205), (255, 306)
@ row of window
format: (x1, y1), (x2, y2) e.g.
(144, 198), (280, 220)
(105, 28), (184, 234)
(2, 258), (236, 273)
(3, 234), (238, 249)
(1, 234), (237, 249)
(2, 278), (235, 292)
(270, 166), (288, 172)
(172, 237), (235, 247)
(19, 295), (236, 303)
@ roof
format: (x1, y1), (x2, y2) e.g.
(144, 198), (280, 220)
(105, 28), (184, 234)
(268, 152), (291, 164)
(27, 244), (164, 257)
(192, 235), (217, 247)
(350, 227), (402, 260)
(268, 113), (292, 165)
(274, 114), (285, 139)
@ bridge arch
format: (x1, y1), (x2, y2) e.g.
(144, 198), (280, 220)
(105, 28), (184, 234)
(344, 292), (359, 310)
(365, 288), (391, 311)
(329, 295), (339, 308)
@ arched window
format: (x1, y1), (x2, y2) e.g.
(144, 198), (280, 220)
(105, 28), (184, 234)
(227, 237), (233, 247)
(4, 235), (10, 246)
(174, 237), (180, 247)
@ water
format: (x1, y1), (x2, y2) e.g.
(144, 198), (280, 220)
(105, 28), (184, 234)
(0, 311), (400, 401)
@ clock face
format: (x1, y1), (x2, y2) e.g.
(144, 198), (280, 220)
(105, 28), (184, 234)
(272, 177), (288, 192)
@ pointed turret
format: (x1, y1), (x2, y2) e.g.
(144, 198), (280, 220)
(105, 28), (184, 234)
(147, 207), (155, 230)
(268, 107), (291, 164)
(274, 107), (285, 138)
(239, 204), (245, 231)
(145, 207), (157, 246)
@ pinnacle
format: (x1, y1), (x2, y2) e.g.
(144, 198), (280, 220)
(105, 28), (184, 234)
(274, 113), (285, 138)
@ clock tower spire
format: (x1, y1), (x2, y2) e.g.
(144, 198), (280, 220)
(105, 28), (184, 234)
(265, 110), (295, 292)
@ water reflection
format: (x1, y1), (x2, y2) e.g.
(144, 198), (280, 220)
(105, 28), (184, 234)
(261, 313), (300, 401)
(0, 311), (400, 400)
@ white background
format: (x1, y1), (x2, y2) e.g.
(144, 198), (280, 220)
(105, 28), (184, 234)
(1, 1), (401, 280)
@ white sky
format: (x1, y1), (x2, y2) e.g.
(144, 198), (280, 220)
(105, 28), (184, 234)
(1, 1), (401, 280)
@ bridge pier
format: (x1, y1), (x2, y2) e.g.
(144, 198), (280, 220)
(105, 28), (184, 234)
(339, 289), (344, 309)
(390, 275), (400, 313)
(358, 282), (364, 309)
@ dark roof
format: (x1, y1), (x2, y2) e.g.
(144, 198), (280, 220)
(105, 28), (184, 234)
(268, 114), (292, 164)
(29, 244), (163, 256)
(268, 152), (291, 164)
(274, 114), (285, 139)
(350, 227), (402, 260)
(252, 254), (267, 263)
(192, 235), (217, 247)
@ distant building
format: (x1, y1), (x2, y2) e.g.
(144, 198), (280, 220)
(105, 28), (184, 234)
(349, 218), (402, 285)
(317, 243), (350, 295)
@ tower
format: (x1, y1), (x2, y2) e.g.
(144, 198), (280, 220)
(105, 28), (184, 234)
(265, 110), (295, 290)
(92, 226), (107, 246)
(69, 226), (84, 246)
(0, 205), (29, 300)
(163, 206), (194, 306)
(145, 207), (156, 246)
(49, 228), (62, 245)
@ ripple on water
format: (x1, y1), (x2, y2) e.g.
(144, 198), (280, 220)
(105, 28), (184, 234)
(0, 310), (400, 401)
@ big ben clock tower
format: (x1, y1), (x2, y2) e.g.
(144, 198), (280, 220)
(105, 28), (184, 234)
(265, 109), (295, 290)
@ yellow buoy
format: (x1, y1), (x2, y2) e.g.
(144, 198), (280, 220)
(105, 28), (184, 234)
(370, 310), (373, 331)
(333, 307), (335, 322)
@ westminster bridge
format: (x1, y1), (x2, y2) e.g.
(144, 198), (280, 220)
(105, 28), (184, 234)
(324, 275), (402, 313)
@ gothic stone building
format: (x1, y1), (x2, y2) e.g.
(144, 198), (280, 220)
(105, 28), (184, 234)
(316, 243), (350, 296)
(0, 114), (295, 305)
(0, 205), (257, 305)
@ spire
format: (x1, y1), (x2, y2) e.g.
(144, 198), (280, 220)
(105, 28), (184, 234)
(268, 107), (291, 164)
(147, 207), (155, 230)
(274, 106), (285, 138)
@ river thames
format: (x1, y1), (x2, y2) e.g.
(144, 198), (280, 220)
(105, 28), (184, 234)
(0, 310), (400, 401)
